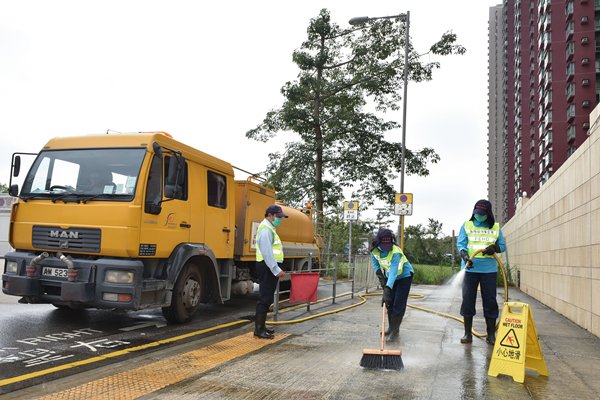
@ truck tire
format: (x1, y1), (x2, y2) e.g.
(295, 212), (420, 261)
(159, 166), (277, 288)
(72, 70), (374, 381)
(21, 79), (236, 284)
(162, 263), (202, 323)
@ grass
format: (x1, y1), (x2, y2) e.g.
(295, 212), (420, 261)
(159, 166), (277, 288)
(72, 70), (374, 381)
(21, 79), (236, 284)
(412, 264), (456, 285)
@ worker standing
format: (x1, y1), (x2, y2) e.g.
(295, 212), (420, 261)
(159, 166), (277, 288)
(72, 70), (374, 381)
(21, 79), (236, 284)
(458, 199), (507, 345)
(254, 204), (288, 339)
(371, 228), (414, 342)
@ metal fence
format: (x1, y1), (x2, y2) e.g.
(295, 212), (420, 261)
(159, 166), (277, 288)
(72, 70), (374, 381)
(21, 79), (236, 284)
(271, 253), (380, 320)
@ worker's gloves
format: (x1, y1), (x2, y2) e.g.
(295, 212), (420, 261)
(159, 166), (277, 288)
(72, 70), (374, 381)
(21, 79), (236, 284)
(482, 243), (501, 255)
(376, 269), (387, 288)
(383, 286), (393, 309)
(460, 249), (473, 269)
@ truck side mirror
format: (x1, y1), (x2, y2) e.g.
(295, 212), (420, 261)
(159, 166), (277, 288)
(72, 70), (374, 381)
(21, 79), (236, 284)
(152, 142), (163, 158)
(9, 184), (19, 197)
(164, 155), (185, 199)
(12, 156), (21, 177)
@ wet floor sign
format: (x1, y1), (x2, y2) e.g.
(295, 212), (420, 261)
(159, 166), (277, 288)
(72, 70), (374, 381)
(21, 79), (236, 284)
(488, 302), (548, 383)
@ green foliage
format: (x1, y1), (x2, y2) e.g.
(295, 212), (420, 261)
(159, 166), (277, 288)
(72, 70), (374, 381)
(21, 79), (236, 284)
(412, 264), (455, 285)
(0, 183), (7, 193)
(403, 219), (455, 266)
(322, 214), (375, 255)
(247, 9), (466, 226)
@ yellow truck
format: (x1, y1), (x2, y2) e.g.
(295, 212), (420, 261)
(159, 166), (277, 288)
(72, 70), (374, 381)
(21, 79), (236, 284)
(2, 132), (319, 323)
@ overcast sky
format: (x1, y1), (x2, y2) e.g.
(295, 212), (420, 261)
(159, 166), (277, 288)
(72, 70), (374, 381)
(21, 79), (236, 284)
(0, 0), (502, 236)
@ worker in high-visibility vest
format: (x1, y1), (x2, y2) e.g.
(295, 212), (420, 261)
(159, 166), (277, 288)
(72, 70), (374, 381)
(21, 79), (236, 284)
(254, 204), (288, 339)
(371, 228), (414, 342)
(457, 199), (507, 345)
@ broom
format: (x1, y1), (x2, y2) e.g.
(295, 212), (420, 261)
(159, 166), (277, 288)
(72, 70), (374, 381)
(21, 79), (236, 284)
(360, 303), (404, 370)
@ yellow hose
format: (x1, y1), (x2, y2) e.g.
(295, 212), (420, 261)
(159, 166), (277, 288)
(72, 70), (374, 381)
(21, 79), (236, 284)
(266, 253), (510, 340)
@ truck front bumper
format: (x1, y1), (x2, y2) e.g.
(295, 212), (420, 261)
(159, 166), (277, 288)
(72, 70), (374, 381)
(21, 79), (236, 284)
(2, 251), (145, 309)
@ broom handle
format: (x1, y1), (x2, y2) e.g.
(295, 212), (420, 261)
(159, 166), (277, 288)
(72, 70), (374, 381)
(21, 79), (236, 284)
(381, 303), (387, 351)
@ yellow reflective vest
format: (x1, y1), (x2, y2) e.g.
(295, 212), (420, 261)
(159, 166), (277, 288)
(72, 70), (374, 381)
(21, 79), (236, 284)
(465, 221), (500, 259)
(372, 245), (406, 275)
(255, 219), (284, 262)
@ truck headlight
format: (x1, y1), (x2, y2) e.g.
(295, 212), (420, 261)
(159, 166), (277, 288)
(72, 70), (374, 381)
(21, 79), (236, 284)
(5, 261), (18, 274)
(105, 270), (134, 284)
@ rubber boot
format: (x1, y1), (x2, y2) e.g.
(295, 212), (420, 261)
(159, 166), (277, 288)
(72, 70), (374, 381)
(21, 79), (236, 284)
(485, 317), (496, 345)
(254, 312), (274, 339)
(385, 315), (401, 343)
(461, 316), (473, 344)
(384, 311), (393, 336)
(265, 324), (275, 335)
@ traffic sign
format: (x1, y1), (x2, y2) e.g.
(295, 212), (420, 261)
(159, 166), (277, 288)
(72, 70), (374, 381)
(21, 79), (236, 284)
(343, 201), (359, 221)
(394, 193), (413, 216)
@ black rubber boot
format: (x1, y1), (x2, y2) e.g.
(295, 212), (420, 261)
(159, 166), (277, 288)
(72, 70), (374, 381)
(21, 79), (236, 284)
(385, 315), (401, 343)
(254, 312), (274, 339)
(461, 316), (473, 344)
(265, 324), (275, 335)
(384, 311), (393, 336)
(486, 317), (496, 345)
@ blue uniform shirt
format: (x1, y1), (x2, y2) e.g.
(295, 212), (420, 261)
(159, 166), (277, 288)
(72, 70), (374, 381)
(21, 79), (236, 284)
(457, 220), (507, 273)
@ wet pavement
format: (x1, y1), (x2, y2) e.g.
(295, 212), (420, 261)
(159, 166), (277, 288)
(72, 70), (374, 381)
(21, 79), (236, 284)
(6, 283), (600, 399)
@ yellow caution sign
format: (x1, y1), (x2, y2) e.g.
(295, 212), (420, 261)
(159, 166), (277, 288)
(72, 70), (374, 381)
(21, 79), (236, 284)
(488, 302), (548, 383)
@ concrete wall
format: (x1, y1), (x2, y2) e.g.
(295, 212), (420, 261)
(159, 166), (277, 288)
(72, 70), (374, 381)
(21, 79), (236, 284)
(502, 106), (600, 338)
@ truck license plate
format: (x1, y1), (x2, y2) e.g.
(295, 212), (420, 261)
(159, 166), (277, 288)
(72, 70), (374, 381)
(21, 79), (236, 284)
(42, 267), (68, 278)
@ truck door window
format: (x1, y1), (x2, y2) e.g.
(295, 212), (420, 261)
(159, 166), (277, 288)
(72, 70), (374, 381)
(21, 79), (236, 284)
(207, 171), (227, 209)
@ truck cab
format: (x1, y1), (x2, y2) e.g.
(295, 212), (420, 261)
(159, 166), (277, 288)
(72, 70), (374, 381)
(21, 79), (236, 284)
(2, 132), (318, 323)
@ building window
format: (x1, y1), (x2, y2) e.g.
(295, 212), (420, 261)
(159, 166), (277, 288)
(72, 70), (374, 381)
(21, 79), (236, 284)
(567, 104), (576, 119)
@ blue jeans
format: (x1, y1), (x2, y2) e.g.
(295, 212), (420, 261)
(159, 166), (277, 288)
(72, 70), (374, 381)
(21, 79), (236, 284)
(460, 271), (499, 319)
(390, 274), (413, 318)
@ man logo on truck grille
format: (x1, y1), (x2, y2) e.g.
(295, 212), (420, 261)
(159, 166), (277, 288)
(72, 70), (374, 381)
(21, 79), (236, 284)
(50, 230), (80, 239)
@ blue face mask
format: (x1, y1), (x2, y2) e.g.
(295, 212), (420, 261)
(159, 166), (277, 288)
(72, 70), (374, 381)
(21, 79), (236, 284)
(474, 214), (488, 223)
(272, 217), (282, 227)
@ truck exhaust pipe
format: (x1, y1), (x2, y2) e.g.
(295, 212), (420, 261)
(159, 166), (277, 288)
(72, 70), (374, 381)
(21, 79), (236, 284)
(56, 252), (77, 282)
(26, 252), (49, 277)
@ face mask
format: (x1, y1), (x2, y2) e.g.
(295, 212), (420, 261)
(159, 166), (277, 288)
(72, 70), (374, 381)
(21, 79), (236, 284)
(272, 217), (282, 227)
(474, 214), (487, 222)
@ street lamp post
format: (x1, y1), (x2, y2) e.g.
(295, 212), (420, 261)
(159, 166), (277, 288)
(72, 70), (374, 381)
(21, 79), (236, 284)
(349, 11), (410, 250)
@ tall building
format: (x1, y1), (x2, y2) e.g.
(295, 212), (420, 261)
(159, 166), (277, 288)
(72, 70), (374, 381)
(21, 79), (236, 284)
(489, 0), (598, 220)
(488, 5), (507, 224)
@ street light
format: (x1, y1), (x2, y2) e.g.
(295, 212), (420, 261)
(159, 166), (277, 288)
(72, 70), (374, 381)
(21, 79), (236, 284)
(349, 11), (410, 250)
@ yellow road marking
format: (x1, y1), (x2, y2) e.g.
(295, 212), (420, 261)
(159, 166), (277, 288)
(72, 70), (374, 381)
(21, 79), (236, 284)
(0, 319), (249, 387)
(36, 332), (288, 400)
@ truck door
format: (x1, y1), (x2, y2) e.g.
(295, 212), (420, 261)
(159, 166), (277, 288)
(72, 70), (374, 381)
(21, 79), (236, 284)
(203, 170), (234, 259)
(139, 155), (190, 258)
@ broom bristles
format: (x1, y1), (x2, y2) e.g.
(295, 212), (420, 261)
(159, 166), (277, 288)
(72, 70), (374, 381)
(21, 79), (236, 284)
(360, 349), (404, 370)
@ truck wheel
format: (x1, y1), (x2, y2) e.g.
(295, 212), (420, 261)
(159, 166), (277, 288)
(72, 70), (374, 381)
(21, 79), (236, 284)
(162, 263), (202, 323)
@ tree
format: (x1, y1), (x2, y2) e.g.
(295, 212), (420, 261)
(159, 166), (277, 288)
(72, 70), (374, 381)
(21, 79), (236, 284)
(247, 9), (465, 230)
(0, 183), (8, 194)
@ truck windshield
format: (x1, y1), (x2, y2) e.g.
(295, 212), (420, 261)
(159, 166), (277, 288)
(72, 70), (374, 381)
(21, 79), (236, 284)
(20, 148), (146, 202)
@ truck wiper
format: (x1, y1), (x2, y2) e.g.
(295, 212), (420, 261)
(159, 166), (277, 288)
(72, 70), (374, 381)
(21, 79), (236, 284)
(50, 193), (84, 203)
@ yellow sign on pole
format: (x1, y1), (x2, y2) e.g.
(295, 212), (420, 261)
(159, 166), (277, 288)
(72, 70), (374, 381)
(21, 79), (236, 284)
(488, 302), (548, 383)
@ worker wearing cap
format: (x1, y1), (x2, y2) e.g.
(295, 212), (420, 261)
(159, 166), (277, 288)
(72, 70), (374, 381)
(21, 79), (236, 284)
(254, 204), (288, 339)
(371, 228), (414, 342)
(458, 199), (507, 345)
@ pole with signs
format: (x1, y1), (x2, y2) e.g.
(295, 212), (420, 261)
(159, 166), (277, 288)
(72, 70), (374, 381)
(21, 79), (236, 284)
(394, 193), (413, 251)
(343, 201), (359, 269)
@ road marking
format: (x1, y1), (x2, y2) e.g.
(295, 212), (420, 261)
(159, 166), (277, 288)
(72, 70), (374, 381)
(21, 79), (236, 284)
(36, 332), (288, 399)
(0, 319), (249, 387)
(119, 322), (167, 332)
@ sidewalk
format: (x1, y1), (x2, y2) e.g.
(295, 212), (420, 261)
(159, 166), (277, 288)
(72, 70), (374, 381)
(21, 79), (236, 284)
(143, 285), (600, 399)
